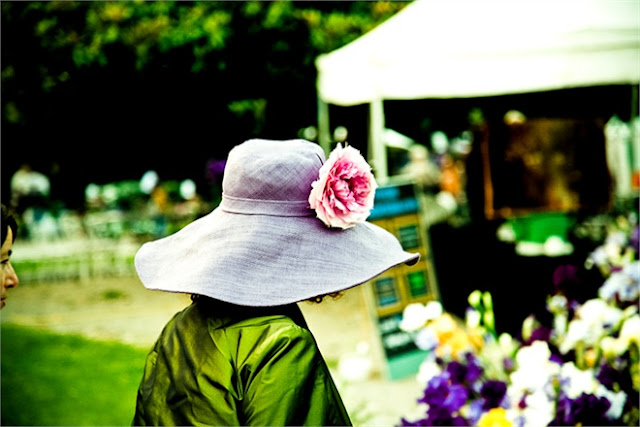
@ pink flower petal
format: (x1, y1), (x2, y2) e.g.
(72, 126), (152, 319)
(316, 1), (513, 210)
(308, 143), (377, 229)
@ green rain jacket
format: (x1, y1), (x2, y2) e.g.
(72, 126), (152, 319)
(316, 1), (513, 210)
(133, 298), (352, 426)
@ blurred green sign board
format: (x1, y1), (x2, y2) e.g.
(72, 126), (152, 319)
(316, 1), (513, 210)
(367, 183), (440, 380)
(509, 212), (576, 244)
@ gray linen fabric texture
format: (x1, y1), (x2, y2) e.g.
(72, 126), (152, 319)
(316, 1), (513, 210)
(135, 138), (419, 306)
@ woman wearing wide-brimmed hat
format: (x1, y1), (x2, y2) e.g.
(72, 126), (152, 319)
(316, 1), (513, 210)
(132, 139), (419, 426)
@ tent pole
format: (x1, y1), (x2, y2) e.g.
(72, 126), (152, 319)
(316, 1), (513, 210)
(369, 99), (388, 182)
(317, 96), (331, 155)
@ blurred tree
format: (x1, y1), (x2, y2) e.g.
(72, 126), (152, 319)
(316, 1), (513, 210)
(2, 1), (406, 128)
(1, 1), (407, 207)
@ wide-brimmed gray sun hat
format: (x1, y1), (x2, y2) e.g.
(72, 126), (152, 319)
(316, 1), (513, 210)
(134, 138), (419, 306)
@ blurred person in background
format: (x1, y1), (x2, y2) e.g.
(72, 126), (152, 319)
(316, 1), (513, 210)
(1, 204), (20, 309)
(149, 180), (170, 238)
(10, 163), (51, 240)
(10, 162), (51, 213)
(132, 138), (420, 426)
(400, 143), (441, 192)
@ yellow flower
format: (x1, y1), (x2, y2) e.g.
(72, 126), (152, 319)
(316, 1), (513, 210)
(585, 348), (597, 368)
(443, 329), (473, 358)
(468, 328), (485, 351)
(430, 313), (459, 342)
(478, 408), (512, 427)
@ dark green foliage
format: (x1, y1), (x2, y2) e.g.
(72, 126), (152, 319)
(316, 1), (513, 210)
(1, 1), (407, 208)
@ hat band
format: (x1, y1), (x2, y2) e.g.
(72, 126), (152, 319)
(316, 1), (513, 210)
(220, 194), (314, 217)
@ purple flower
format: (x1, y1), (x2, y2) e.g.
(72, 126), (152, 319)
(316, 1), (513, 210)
(480, 380), (507, 410)
(419, 375), (448, 406)
(442, 355), (483, 389)
(445, 361), (467, 385)
(443, 385), (468, 412)
(559, 393), (612, 425)
(413, 372), (470, 426)
(528, 325), (552, 343)
(419, 375), (468, 412)
(596, 363), (619, 390)
(629, 226), (639, 253)
(400, 417), (428, 426)
(502, 356), (515, 372)
(550, 394), (571, 426)
(549, 353), (564, 365)
(553, 264), (579, 289)
(463, 353), (483, 383)
(466, 400), (484, 425)
(425, 406), (469, 426)
(598, 357), (635, 396)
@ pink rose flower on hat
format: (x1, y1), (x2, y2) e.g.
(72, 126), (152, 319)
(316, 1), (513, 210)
(309, 143), (377, 229)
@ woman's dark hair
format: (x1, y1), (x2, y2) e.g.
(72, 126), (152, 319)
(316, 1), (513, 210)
(1, 204), (18, 245)
(191, 292), (344, 305)
(306, 292), (344, 304)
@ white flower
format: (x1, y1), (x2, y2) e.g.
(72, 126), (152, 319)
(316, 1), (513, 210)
(560, 319), (590, 354)
(516, 340), (551, 366)
(560, 299), (624, 353)
(400, 301), (443, 332)
(604, 241), (623, 263)
(399, 303), (429, 331)
(599, 261), (640, 302)
(595, 385), (627, 420)
(606, 230), (628, 247)
(417, 355), (441, 385)
(560, 362), (597, 399)
(414, 327), (438, 351)
(510, 341), (560, 394)
(547, 294), (568, 313)
(479, 339), (511, 381)
(619, 314), (640, 348)
(424, 300), (443, 319)
(625, 260), (640, 282)
(465, 308), (481, 329)
(600, 336), (626, 358)
(623, 305), (638, 317)
(498, 332), (518, 356)
(588, 246), (608, 267)
(509, 389), (555, 427)
(599, 272), (629, 300)
(577, 299), (623, 330)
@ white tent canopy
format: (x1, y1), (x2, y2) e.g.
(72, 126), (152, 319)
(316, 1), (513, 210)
(317, 0), (640, 105)
(315, 0), (640, 179)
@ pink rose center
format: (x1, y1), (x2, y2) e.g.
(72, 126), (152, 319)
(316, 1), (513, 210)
(328, 161), (371, 212)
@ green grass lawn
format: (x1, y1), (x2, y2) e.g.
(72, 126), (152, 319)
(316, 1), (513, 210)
(1, 324), (149, 426)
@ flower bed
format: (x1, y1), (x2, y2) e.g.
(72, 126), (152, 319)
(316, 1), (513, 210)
(400, 213), (639, 426)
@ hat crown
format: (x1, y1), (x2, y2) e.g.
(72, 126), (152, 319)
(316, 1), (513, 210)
(221, 139), (325, 215)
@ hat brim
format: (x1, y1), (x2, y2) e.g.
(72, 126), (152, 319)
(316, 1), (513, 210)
(135, 208), (420, 306)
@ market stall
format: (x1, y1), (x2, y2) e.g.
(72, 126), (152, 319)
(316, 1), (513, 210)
(314, 0), (640, 381)
(315, 0), (640, 180)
